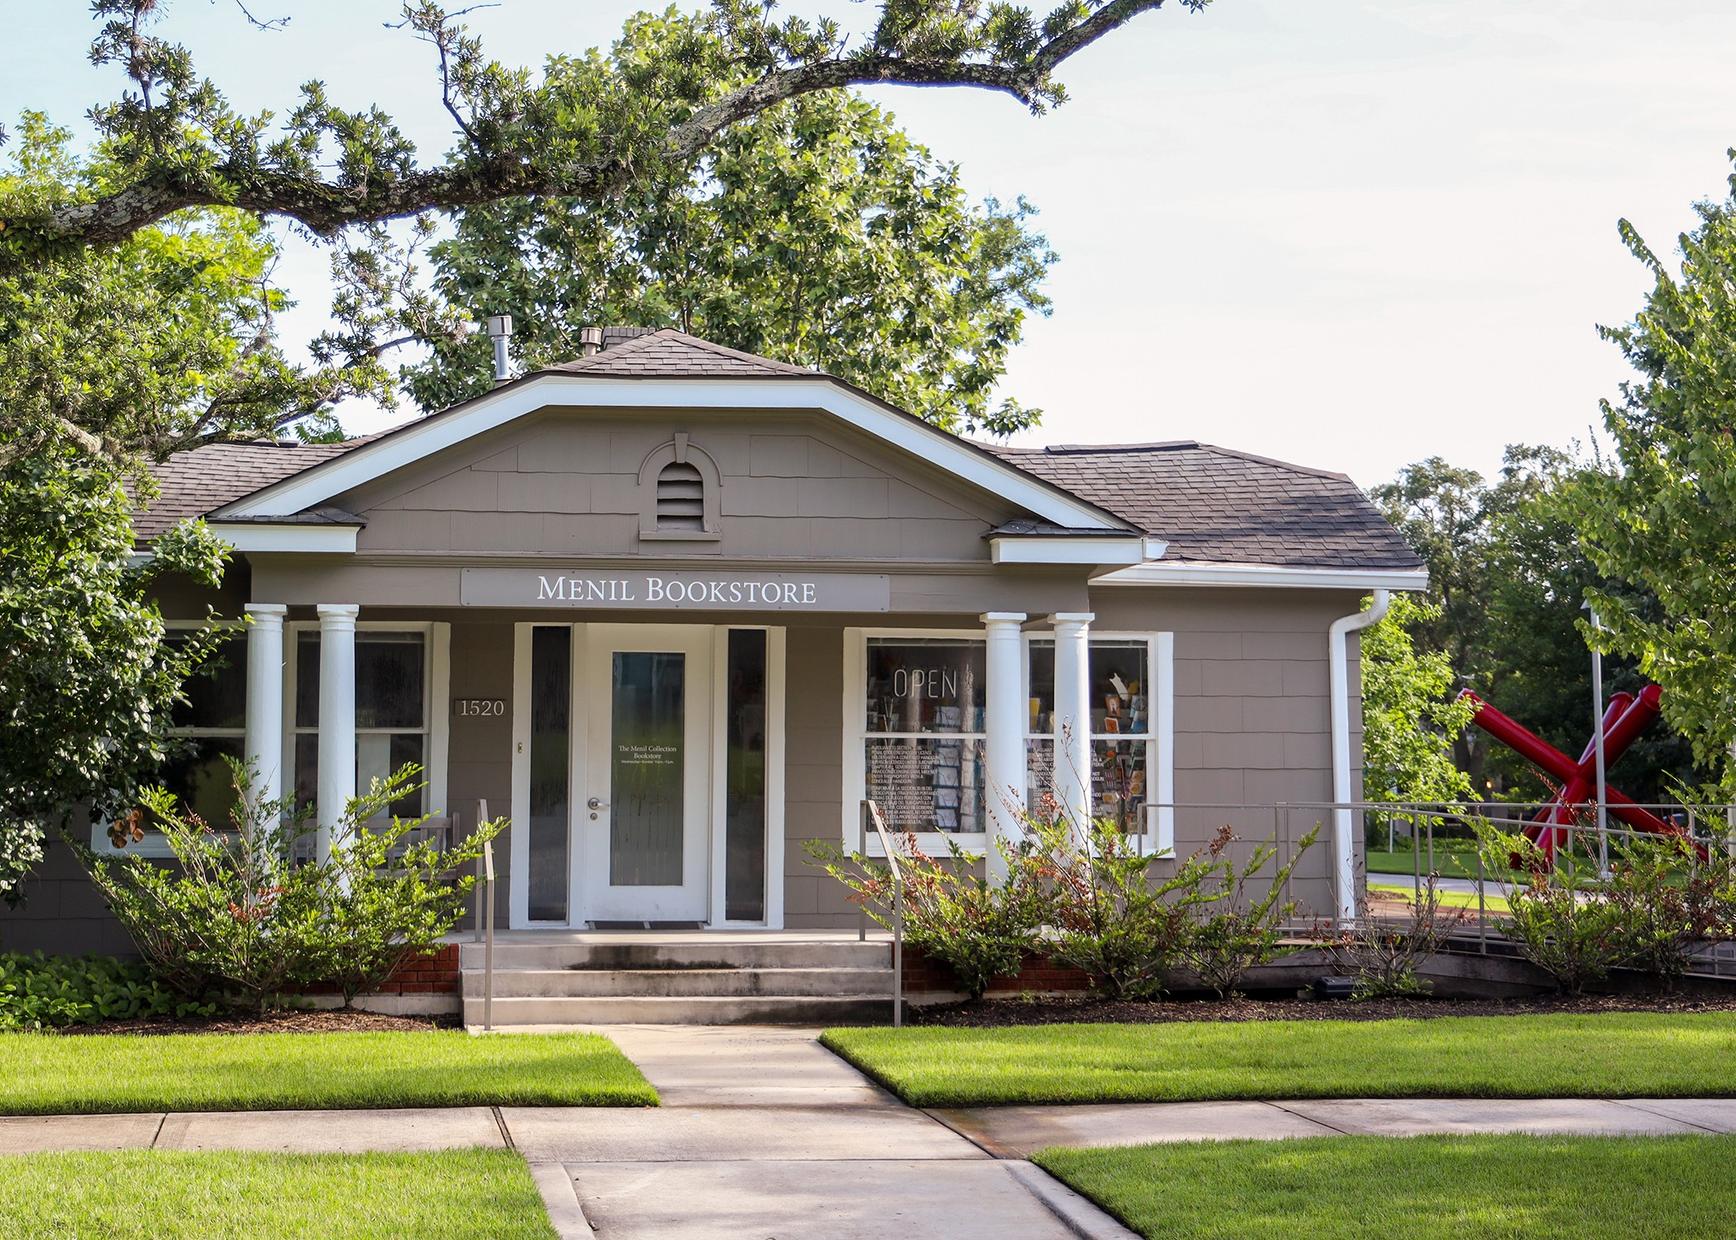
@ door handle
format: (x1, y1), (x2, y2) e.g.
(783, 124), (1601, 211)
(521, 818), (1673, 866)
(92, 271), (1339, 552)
(587, 797), (609, 811)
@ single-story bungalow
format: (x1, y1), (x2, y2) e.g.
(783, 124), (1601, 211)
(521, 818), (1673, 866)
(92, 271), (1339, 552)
(4, 327), (1423, 958)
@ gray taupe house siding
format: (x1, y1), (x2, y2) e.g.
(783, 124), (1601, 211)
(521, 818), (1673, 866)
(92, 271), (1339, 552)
(0, 329), (1422, 951)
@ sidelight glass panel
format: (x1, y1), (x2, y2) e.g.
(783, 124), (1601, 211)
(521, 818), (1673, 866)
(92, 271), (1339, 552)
(724, 630), (767, 921)
(528, 626), (572, 921)
(609, 651), (686, 886)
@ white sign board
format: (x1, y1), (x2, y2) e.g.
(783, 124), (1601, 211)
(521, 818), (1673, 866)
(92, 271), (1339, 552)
(460, 568), (891, 612)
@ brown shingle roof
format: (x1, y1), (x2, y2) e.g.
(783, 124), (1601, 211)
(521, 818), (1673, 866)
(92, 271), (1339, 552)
(130, 333), (1417, 574)
(982, 441), (1422, 571)
(541, 328), (814, 379)
(132, 439), (370, 539)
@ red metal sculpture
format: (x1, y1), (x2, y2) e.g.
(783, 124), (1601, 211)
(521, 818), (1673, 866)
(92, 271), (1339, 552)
(1456, 684), (1683, 861)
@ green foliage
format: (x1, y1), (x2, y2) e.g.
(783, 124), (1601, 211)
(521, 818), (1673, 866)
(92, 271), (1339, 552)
(812, 817), (1318, 1001)
(0, 2), (1206, 260)
(1177, 824), (1319, 997)
(80, 760), (503, 1009)
(0, 1150), (562, 1240)
(1039, 816), (1215, 1000)
(1360, 593), (1476, 802)
(824, 1013), (1736, 1106)
(411, 89), (1053, 435)
(0, 114), (369, 464)
(1372, 445), (1700, 801)
(1034, 1134), (1736, 1240)
(0, 445), (232, 903)
(0, 953), (218, 1029)
(1476, 825), (1626, 994)
(1600, 835), (1736, 988)
(1327, 873), (1465, 1000)
(806, 833), (1047, 999)
(0, 1030), (657, 1114)
(1570, 158), (1736, 793)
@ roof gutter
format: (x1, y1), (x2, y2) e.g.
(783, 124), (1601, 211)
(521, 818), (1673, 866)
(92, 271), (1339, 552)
(1328, 589), (1390, 925)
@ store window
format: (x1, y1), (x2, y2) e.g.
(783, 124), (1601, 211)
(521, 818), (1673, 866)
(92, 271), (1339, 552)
(293, 628), (430, 817)
(861, 637), (986, 834)
(1028, 636), (1160, 837)
(94, 627), (247, 853)
(158, 628), (248, 827)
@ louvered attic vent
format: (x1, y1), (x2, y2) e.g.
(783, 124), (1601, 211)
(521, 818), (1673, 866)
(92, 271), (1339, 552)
(655, 460), (708, 530)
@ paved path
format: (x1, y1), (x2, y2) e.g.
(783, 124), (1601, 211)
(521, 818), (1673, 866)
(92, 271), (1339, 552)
(935, 1096), (1736, 1157)
(8, 1027), (1736, 1238)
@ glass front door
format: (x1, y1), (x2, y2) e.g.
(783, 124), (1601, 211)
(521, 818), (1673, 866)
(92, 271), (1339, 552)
(581, 626), (711, 923)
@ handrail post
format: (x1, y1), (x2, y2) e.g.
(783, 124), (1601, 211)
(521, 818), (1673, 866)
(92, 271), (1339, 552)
(484, 839), (496, 1033)
(862, 799), (904, 1028)
(479, 797), (495, 1033)
(858, 799), (868, 944)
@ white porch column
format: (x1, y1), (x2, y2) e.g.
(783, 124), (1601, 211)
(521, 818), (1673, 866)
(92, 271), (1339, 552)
(981, 612), (1028, 885)
(1050, 612), (1095, 829)
(242, 604), (287, 813)
(315, 604), (359, 863)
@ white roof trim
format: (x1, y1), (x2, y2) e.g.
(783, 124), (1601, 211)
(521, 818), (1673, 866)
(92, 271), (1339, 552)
(1096, 561), (1429, 590)
(207, 522), (359, 554)
(990, 535), (1150, 566)
(216, 374), (1122, 531)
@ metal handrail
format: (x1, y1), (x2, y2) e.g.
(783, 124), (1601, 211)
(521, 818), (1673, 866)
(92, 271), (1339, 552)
(469, 797), (497, 1033)
(858, 799), (905, 1028)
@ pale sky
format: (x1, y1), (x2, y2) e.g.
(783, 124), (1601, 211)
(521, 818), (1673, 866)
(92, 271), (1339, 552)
(8, 1), (1736, 488)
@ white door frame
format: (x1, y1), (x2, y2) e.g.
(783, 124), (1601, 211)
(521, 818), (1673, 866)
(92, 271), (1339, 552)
(509, 621), (787, 930)
(580, 624), (712, 923)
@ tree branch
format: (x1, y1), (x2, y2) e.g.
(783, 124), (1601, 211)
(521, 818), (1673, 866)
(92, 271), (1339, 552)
(11, 1), (1180, 250)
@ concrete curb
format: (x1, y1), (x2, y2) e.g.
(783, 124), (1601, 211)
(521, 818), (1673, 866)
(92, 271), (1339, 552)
(528, 1162), (590, 1240)
(1005, 1161), (1141, 1240)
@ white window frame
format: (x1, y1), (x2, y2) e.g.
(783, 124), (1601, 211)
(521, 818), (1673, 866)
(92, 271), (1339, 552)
(90, 618), (247, 858)
(843, 626), (991, 857)
(282, 620), (450, 821)
(1023, 630), (1176, 857)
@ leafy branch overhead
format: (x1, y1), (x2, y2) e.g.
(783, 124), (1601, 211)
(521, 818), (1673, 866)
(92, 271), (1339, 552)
(0, 0), (1206, 258)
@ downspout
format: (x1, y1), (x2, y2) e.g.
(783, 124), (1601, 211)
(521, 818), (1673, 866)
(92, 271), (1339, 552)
(1328, 588), (1390, 926)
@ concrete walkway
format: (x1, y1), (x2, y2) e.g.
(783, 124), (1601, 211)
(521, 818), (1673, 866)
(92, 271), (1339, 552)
(8, 1027), (1736, 1238)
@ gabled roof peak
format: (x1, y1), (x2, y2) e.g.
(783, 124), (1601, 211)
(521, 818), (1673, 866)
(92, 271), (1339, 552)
(539, 327), (817, 380)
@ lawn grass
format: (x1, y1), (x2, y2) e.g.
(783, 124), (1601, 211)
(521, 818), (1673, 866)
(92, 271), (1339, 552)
(1034, 1134), (1736, 1240)
(1367, 882), (1511, 913)
(1365, 838), (1483, 879)
(822, 1012), (1736, 1106)
(0, 1148), (554, 1239)
(0, 1030), (657, 1114)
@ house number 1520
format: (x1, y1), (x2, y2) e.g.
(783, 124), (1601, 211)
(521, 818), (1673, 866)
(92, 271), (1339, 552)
(453, 698), (505, 717)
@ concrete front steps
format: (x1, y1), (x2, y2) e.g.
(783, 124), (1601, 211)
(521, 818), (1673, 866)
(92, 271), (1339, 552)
(458, 936), (897, 1026)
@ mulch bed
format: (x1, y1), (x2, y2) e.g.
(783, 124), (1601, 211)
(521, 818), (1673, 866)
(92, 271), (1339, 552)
(909, 991), (1736, 1027)
(53, 1009), (458, 1036)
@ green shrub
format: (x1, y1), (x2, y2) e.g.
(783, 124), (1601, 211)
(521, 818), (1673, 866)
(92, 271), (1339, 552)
(807, 832), (1047, 1000)
(1178, 823), (1320, 997)
(1477, 825), (1625, 995)
(80, 760), (502, 1009)
(1039, 816), (1215, 1000)
(0, 953), (217, 1028)
(1601, 834), (1735, 988)
(1328, 872), (1465, 1000)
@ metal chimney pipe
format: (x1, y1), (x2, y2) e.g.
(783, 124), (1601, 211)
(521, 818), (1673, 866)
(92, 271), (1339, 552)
(485, 314), (513, 383)
(579, 325), (604, 357)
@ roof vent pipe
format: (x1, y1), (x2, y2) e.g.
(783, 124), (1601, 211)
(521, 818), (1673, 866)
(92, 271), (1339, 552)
(485, 314), (513, 384)
(579, 325), (604, 357)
